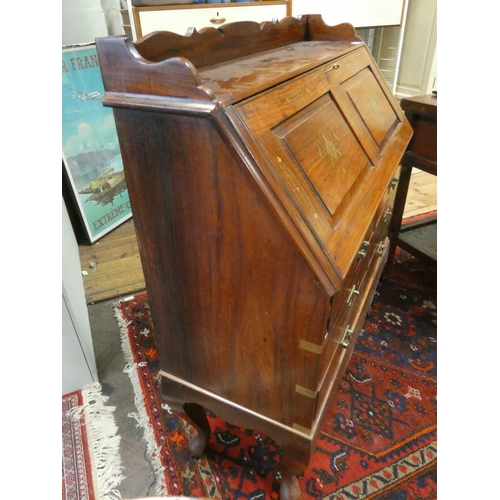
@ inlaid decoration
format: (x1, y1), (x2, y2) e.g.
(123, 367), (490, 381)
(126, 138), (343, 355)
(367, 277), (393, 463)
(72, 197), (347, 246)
(319, 132), (343, 165)
(277, 93), (371, 224)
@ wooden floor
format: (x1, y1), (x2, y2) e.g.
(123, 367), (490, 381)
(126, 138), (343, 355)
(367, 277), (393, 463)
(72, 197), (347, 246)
(79, 170), (437, 304)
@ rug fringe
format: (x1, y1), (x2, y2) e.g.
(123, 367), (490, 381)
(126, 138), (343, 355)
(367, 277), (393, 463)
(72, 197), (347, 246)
(67, 382), (126, 500)
(115, 305), (168, 496)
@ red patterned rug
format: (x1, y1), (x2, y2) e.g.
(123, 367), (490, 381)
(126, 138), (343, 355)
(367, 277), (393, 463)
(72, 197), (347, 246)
(62, 383), (125, 500)
(115, 249), (437, 499)
(402, 210), (436, 224)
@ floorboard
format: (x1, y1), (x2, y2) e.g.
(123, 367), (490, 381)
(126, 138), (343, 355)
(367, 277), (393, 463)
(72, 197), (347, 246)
(79, 219), (145, 304)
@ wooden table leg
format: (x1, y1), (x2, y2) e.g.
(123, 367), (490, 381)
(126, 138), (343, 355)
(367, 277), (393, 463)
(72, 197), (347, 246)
(383, 161), (412, 278)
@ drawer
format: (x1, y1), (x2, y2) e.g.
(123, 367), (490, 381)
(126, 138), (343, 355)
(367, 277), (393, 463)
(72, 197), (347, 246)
(136, 3), (288, 37)
(349, 163), (400, 275)
(330, 166), (400, 315)
(315, 304), (357, 413)
(314, 237), (389, 414)
(312, 168), (398, 394)
(374, 164), (401, 229)
(315, 262), (369, 392)
(327, 247), (370, 337)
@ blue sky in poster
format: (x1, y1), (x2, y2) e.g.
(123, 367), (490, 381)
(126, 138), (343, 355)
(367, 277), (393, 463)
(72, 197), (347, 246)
(62, 44), (131, 241)
(62, 45), (119, 157)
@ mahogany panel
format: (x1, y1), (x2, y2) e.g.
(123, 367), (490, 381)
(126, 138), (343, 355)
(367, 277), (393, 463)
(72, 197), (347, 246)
(343, 67), (399, 147)
(113, 106), (331, 428)
(278, 94), (371, 223)
(406, 115), (437, 163)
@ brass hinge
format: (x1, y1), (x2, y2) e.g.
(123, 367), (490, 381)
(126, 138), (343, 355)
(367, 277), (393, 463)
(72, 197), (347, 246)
(295, 384), (318, 399)
(292, 423), (312, 435)
(299, 339), (323, 355)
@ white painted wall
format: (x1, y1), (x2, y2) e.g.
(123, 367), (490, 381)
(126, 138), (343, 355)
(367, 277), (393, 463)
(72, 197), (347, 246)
(62, 0), (123, 46)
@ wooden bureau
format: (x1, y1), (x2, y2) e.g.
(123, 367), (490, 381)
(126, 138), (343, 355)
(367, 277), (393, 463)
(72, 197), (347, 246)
(96, 16), (412, 499)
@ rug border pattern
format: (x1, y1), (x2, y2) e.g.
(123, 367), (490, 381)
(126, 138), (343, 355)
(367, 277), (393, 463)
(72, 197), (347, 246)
(62, 383), (126, 500)
(63, 390), (95, 500)
(115, 301), (168, 496)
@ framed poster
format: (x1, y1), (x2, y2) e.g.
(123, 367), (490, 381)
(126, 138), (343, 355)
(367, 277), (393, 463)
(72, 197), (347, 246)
(62, 43), (132, 244)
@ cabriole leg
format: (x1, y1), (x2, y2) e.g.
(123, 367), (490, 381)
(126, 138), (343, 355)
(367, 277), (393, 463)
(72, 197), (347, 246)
(160, 377), (212, 457)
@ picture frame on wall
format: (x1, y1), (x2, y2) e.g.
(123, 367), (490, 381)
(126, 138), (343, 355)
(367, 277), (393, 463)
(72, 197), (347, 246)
(62, 42), (132, 244)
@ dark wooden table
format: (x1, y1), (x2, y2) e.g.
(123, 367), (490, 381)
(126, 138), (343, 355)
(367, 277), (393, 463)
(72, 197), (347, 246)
(384, 94), (437, 275)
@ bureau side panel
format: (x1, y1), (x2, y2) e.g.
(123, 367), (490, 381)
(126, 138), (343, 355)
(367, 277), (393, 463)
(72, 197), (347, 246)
(113, 108), (330, 428)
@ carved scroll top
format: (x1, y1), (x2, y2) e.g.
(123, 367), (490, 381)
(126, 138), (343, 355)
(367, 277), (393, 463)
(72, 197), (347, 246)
(96, 36), (214, 102)
(95, 15), (360, 104)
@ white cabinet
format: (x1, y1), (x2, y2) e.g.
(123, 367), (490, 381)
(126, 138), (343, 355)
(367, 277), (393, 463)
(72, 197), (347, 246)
(132, 1), (289, 38)
(62, 199), (98, 395)
(62, 295), (97, 394)
(396, 0), (437, 98)
(292, 0), (405, 28)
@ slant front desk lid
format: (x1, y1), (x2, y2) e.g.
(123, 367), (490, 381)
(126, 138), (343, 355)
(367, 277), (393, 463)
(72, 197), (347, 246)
(96, 15), (412, 293)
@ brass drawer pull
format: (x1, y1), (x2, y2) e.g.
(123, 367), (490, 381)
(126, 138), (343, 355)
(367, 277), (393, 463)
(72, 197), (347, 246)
(383, 208), (392, 223)
(210, 17), (226, 24)
(325, 63), (340, 73)
(340, 326), (353, 348)
(390, 177), (399, 189)
(357, 240), (370, 258)
(347, 285), (360, 306)
(376, 241), (387, 256)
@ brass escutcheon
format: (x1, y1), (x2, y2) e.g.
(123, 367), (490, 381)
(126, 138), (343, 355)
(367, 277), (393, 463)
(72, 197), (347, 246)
(325, 63), (340, 73)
